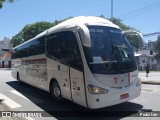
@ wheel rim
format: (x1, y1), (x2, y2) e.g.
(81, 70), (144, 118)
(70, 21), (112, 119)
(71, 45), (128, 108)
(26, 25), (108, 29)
(53, 86), (60, 98)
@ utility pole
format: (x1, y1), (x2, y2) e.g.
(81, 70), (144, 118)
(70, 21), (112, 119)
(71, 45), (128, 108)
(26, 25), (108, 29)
(111, 0), (113, 19)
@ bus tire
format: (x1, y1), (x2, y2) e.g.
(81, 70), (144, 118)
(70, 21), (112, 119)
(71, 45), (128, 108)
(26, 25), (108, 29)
(17, 73), (22, 84)
(50, 81), (62, 101)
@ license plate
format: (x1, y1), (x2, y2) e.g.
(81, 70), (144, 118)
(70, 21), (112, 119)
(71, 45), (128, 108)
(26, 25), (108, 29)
(120, 93), (129, 99)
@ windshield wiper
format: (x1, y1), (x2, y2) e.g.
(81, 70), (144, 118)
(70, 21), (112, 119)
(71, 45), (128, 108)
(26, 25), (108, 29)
(105, 42), (121, 74)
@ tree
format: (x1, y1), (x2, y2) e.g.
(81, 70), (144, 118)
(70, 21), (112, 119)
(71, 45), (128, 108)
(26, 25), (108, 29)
(10, 32), (23, 47)
(11, 16), (142, 49)
(11, 17), (72, 47)
(11, 21), (53, 47)
(154, 36), (160, 62)
(0, 0), (14, 9)
(22, 21), (53, 41)
(109, 17), (142, 50)
(109, 17), (131, 31)
(126, 35), (141, 51)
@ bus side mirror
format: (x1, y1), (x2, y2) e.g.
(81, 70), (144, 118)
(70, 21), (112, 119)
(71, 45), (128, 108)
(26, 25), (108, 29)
(77, 25), (91, 47)
(123, 31), (145, 48)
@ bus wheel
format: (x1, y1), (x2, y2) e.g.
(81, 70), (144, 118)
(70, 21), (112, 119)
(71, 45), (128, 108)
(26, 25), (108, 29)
(51, 82), (62, 101)
(17, 73), (22, 84)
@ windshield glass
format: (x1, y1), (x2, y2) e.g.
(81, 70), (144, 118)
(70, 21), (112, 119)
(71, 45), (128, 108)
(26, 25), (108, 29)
(84, 25), (137, 74)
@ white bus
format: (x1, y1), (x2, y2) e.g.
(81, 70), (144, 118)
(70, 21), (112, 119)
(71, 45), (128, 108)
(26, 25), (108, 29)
(11, 16), (144, 109)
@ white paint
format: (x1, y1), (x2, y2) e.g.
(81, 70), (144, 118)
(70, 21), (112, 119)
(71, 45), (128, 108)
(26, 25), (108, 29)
(0, 93), (21, 109)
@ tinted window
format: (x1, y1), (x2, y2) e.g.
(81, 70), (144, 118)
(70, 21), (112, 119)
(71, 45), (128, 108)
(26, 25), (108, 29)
(67, 33), (83, 70)
(46, 31), (83, 70)
(46, 32), (66, 62)
(12, 35), (45, 59)
(34, 36), (45, 55)
(84, 26), (137, 74)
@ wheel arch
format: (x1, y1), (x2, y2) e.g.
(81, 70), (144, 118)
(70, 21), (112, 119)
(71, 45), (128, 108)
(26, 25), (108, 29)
(49, 78), (59, 92)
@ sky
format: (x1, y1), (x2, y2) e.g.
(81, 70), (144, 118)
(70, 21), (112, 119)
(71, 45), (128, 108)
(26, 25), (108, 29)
(0, 0), (160, 42)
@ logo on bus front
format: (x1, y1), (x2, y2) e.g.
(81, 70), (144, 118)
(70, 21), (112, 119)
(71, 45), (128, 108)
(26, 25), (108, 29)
(114, 77), (118, 84)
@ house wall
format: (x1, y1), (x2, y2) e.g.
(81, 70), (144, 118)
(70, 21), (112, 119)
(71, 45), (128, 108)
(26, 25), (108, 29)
(0, 37), (12, 68)
(136, 55), (159, 71)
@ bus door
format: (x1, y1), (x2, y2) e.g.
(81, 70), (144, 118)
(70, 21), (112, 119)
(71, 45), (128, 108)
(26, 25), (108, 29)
(66, 33), (87, 107)
(46, 31), (72, 101)
(61, 63), (72, 100)
(46, 31), (86, 106)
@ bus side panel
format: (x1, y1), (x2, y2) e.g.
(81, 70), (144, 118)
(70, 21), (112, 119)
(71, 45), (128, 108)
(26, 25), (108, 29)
(11, 59), (22, 80)
(70, 68), (87, 107)
(47, 58), (73, 101)
(61, 64), (72, 101)
(46, 58), (62, 92)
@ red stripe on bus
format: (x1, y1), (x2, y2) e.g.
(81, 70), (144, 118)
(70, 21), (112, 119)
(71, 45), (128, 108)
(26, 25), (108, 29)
(128, 73), (130, 84)
(22, 58), (47, 62)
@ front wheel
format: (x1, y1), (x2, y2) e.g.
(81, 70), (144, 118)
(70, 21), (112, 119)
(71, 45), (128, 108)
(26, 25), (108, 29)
(50, 82), (62, 101)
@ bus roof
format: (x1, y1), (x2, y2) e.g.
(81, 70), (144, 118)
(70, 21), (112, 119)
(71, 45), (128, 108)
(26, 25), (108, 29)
(48, 16), (120, 33)
(13, 16), (120, 50)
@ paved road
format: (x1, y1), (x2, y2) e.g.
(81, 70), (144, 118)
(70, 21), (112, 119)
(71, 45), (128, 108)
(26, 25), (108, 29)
(0, 70), (160, 120)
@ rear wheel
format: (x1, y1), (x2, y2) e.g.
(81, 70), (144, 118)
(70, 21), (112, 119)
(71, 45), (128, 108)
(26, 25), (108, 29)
(50, 82), (62, 101)
(17, 73), (22, 84)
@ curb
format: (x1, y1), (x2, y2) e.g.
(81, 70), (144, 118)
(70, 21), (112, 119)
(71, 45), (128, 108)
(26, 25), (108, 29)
(141, 81), (160, 85)
(0, 68), (11, 70)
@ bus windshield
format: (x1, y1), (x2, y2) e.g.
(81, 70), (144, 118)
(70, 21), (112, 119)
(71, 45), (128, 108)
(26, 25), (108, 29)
(83, 26), (137, 74)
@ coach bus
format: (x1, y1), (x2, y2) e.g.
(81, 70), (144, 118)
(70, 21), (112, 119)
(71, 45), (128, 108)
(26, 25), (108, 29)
(11, 16), (144, 109)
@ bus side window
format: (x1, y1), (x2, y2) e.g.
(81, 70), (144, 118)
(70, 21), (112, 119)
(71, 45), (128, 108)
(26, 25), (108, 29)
(46, 31), (83, 71)
(46, 33), (66, 63)
(34, 36), (45, 55)
(67, 32), (83, 71)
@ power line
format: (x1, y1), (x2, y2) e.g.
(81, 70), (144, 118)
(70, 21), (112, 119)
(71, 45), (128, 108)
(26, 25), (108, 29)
(118, 1), (160, 18)
(121, 5), (160, 20)
(117, 1), (160, 20)
(143, 32), (160, 37)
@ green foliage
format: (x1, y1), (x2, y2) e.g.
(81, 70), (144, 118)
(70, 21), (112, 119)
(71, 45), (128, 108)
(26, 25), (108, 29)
(126, 35), (141, 51)
(22, 21), (53, 41)
(11, 16), (142, 50)
(11, 21), (54, 47)
(154, 37), (160, 62)
(109, 17), (141, 50)
(109, 17), (131, 31)
(10, 32), (23, 47)
(11, 17), (73, 47)
(0, 0), (14, 9)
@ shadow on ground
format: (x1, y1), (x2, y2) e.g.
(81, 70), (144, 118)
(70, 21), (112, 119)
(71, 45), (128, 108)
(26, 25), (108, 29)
(6, 81), (152, 120)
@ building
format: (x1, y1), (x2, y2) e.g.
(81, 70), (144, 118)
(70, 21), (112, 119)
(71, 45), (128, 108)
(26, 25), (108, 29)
(134, 39), (160, 71)
(0, 37), (12, 68)
(135, 39), (160, 71)
(145, 40), (155, 50)
(135, 49), (160, 70)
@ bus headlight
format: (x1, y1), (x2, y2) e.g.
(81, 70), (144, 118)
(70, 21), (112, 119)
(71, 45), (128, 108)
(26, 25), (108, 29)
(88, 84), (108, 94)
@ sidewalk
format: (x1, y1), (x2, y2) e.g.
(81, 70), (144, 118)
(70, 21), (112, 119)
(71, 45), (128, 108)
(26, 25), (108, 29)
(0, 68), (11, 71)
(139, 71), (160, 85)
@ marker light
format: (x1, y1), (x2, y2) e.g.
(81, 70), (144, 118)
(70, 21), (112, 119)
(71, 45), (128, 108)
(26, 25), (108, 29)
(136, 78), (141, 86)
